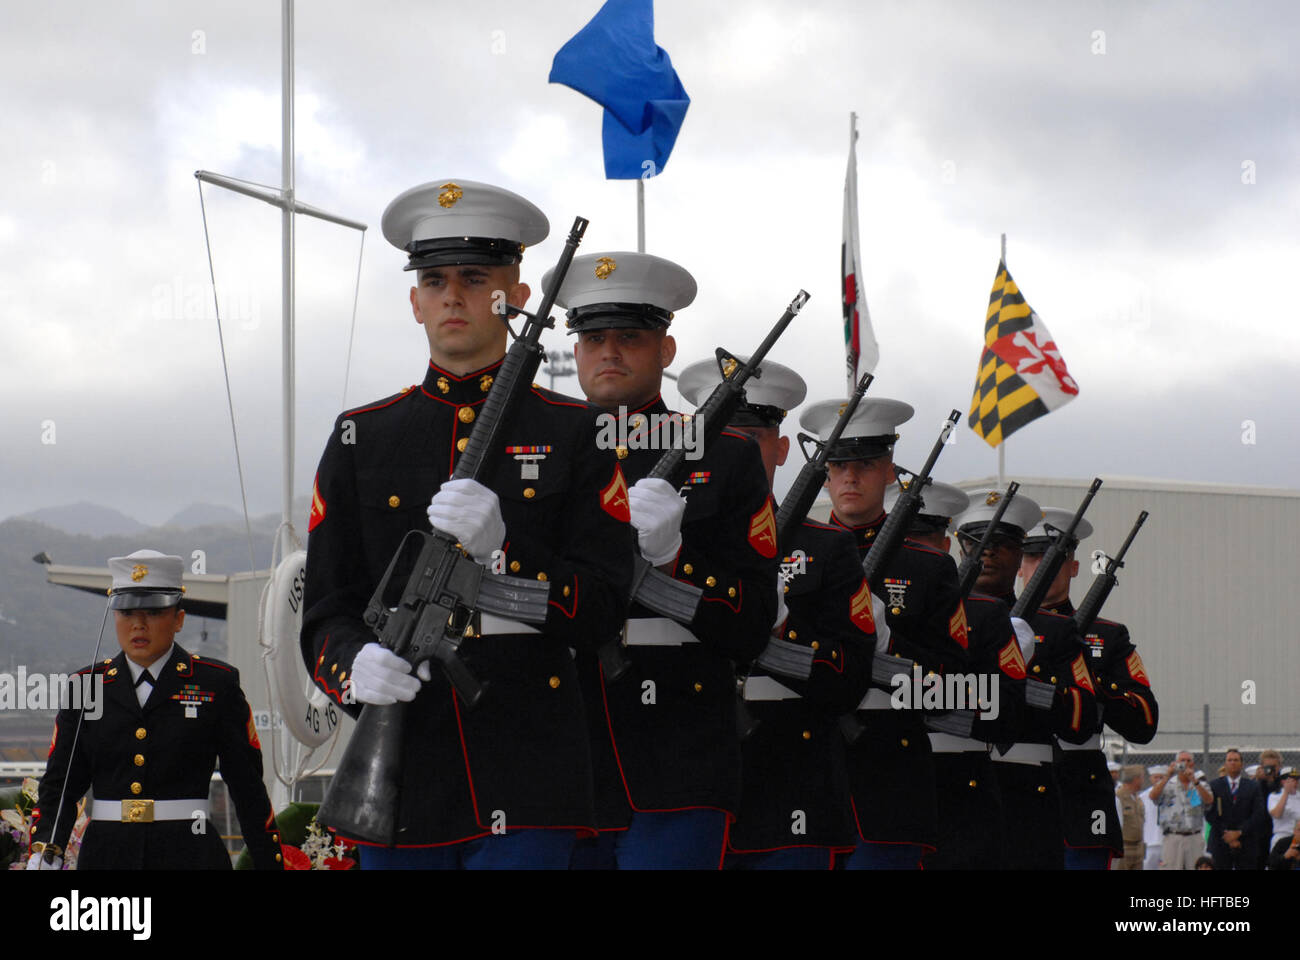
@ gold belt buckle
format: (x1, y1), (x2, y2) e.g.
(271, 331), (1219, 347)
(123, 798), (154, 823)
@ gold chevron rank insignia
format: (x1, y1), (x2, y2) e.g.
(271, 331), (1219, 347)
(747, 499), (778, 558)
(849, 582), (876, 634)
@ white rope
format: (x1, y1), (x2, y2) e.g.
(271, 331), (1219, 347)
(340, 229), (366, 409)
(196, 179), (258, 574)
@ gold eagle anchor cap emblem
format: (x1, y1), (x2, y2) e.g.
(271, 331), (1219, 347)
(437, 182), (463, 208)
(985, 492), (1002, 506)
(594, 257), (617, 279)
(130, 564), (148, 582)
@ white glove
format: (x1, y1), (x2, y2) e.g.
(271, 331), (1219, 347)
(772, 574), (789, 634)
(1010, 616), (1036, 663)
(349, 643), (421, 705)
(627, 478), (685, 567)
(872, 594), (892, 653)
(427, 479), (506, 564)
(26, 852), (63, 870)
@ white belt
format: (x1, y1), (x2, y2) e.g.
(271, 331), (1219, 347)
(1056, 733), (1102, 752)
(857, 688), (894, 710)
(91, 799), (210, 822)
(928, 733), (986, 754)
(479, 614), (542, 636)
(624, 618), (699, 646)
(743, 676), (801, 701)
(992, 743), (1053, 766)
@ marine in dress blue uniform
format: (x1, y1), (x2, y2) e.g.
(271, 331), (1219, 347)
(300, 181), (634, 869)
(954, 493), (1100, 870)
(29, 550), (282, 870)
(677, 358), (876, 870)
(801, 400), (973, 869)
(549, 252), (778, 869)
(1024, 508), (1159, 870)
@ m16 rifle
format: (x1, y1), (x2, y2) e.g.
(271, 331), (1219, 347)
(1073, 510), (1148, 635)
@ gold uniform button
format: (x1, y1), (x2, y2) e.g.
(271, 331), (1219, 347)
(318, 655), (325, 666)
(133, 754), (145, 767)
(457, 437), (469, 452)
(1037, 785), (1047, 794)
(890, 606), (901, 616)
(969, 779), (978, 788)
(330, 663), (338, 674)
(788, 630), (797, 640)
(616, 445), (628, 460)
(176, 663), (185, 672)
(387, 494), (401, 508)
(831, 650), (838, 659)
(130, 782), (142, 795)
(900, 738), (909, 747)
(276, 853), (283, 863)
(339, 672), (347, 682)
(537, 572), (548, 582)
(682, 563), (693, 575)
(136, 727), (147, 740)
(103, 658), (112, 664)
(1032, 665), (1041, 674)
(1050, 676), (1057, 684)
(1110, 683), (1118, 691)
(548, 676), (561, 689)
(108, 668), (118, 677)
(458, 406), (475, 423)
(705, 576), (717, 588)
(562, 586), (571, 597)
(1089, 774), (1096, 781)
(783, 584), (790, 594)
(727, 587), (736, 598)
(272, 834), (280, 843)
(693, 682), (703, 693)
(810, 641), (819, 651)
(509, 561), (521, 573)
(523, 487), (536, 499)
(801, 730), (812, 741)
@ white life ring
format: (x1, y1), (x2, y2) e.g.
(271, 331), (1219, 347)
(262, 550), (340, 748)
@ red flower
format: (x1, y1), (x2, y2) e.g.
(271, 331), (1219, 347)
(281, 845), (312, 870)
(322, 856), (356, 870)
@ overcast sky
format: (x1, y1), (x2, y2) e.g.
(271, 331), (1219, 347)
(3, 0), (1298, 531)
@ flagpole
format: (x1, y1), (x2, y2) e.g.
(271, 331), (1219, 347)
(636, 179), (645, 253)
(997, 232), (1007, 486)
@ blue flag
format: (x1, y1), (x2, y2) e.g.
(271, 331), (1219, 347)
(549, 0), (690, 179)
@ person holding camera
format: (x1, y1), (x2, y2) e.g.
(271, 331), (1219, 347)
(1150, 749), (1212, 869)
(1267, 768), (1300, 869)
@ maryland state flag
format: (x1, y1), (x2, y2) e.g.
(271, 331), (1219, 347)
(967, 260), (1079, 447)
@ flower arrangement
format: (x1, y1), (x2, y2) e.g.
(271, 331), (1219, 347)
(234, 801), (357, 870)
(2, 778), (88, 870)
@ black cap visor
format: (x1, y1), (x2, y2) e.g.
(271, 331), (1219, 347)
(565, 302), (672, 334)
(110, 589), (183, 611)
(404, 236), (524, 271)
